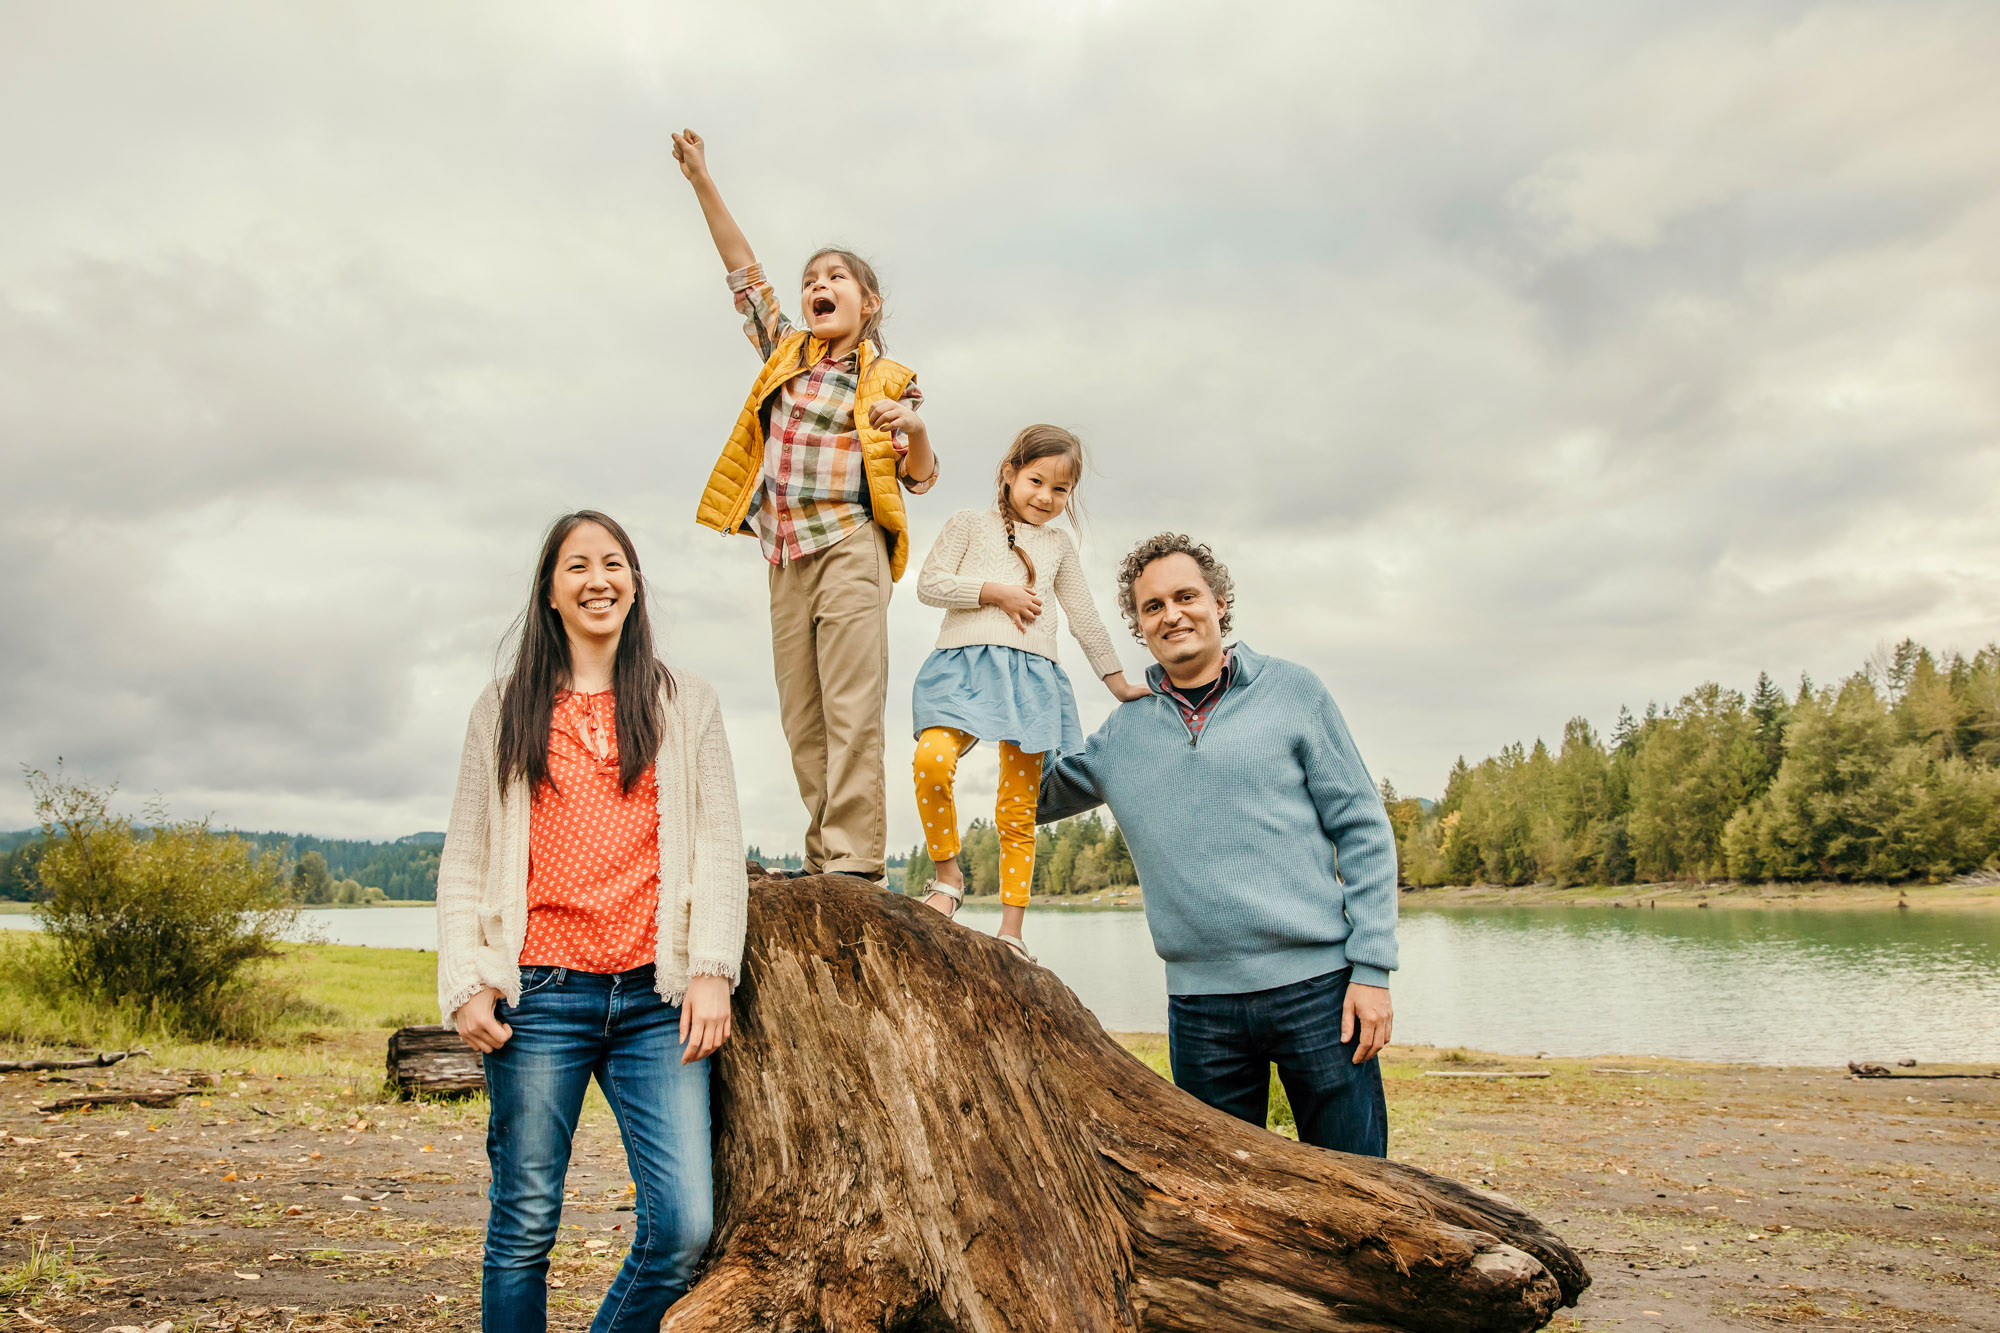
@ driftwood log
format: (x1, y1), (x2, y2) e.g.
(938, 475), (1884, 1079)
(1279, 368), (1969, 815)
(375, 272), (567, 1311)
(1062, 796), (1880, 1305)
(1848, 1061), (1999, 1081)
(387, 1024), (485, 1096)
(660, 869), (1587, 1332)
(0, 1048), (149, 1074)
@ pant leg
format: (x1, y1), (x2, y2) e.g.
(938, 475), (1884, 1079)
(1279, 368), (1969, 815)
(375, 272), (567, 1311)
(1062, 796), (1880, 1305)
(809, 525), (892, 876)
(769, 556), (829, 871)
(1167, 991), (1270, 1129)
(1262, 969), (1389, 1157)
(913, 727), (972, 864)
(587, 970), (714, 1333)
(994, 742), (1043, 908)
(481, 968), (602, 1333)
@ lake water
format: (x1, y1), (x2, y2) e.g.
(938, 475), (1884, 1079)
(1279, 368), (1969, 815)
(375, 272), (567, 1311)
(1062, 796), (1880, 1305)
(6, 903), (1996, 1065)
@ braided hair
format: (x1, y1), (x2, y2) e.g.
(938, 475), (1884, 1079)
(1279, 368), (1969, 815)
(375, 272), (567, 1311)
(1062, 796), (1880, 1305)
(995, 424), (1087, 589)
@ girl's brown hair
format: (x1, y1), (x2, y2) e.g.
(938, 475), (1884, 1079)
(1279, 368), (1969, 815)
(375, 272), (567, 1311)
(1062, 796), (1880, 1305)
(995, 424), (1086, 589)
(497, 511), (673, 799)
(799, 247), (887, 362)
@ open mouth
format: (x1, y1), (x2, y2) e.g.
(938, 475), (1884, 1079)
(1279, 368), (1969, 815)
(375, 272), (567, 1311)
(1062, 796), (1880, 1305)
(811, 296), (837, 318)
(581, 597), (616, 613)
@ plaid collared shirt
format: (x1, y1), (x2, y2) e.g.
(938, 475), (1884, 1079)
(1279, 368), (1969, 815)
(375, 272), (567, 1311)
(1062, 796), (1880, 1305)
(728, 265), (933, 566)
(1157, 648), (1239, 743)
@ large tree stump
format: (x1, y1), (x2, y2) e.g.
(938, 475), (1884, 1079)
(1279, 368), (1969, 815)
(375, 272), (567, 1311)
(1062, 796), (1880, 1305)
(668, 870), (1588, 1332)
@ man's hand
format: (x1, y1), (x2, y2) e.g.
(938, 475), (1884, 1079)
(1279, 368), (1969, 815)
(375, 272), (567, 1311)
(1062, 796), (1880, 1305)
(671, 128), (709, 183)
(868, 399), (925, 440)
(455, 986), (512, 1054)
(679, 974), (733, 1065)
(1341, 982), (1392, 1064)
(982, 582), (1043, 632)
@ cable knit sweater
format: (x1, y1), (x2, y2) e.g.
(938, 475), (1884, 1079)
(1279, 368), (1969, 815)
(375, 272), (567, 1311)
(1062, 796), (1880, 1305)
(434, 671), (748, 1021)
(915, 509), (1124, 679)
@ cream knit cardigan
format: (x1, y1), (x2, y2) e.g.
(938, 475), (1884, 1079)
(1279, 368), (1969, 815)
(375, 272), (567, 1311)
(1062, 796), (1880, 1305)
(434, 671), (748, 1022)
(916, 509), (1124, 680)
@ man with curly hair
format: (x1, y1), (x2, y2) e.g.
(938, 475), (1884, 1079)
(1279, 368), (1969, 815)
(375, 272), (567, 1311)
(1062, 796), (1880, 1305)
(1038, 533), (1399, 1156)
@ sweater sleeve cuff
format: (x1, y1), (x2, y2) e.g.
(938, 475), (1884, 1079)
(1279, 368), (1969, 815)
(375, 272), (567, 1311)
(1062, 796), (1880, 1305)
(688, 956), (742, 988)
(1087, 647), (1125, 680)
(1349, 963), (1392, 989)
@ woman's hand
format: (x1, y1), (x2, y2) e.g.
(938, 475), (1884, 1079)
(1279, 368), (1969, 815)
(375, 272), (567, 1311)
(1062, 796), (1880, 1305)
(981, 582), (1043, 632)
(869, 399), (925, 440)
(455, 986), (512, 1054)
(671, 128), (709, 182)
(1104, 671), (1151, 703)
(680, 974), (733, 1064)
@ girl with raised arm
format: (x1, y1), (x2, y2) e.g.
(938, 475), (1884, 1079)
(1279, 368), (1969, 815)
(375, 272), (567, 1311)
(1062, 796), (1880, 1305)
(674, 128), (936, 885)
(436, 511), (747, 1333)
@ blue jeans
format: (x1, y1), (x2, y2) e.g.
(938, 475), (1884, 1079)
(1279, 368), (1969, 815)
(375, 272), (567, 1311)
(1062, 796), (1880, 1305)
(1167, 967), (1388, 1156)
(481, 965), (713, 1333)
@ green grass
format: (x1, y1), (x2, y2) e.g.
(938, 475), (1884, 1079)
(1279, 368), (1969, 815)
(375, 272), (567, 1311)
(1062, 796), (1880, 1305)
(0, 934), (440, 1075)
(0, 1233), (102, 1302)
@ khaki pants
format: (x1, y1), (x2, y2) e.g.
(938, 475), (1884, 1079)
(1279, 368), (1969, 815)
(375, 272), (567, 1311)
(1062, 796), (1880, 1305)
(768, 525), (891, 877)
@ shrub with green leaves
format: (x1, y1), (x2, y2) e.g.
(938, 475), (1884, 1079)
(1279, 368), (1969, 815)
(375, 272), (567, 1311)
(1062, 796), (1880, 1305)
(26, 768), (305, 1040)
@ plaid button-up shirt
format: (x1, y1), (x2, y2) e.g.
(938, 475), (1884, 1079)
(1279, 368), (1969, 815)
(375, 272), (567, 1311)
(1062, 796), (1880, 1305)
(728, 265), (933, 566)
(1157, 648), (1239, 744)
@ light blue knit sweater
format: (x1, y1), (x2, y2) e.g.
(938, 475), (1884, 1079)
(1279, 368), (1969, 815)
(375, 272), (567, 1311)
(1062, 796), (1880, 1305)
(1038, 644), (1399, 996)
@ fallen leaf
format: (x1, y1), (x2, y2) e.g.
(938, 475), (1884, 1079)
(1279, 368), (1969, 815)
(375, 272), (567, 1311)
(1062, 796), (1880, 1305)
(223, 1171), (238, 1182)
(283, 1205), (306, 1216)
(235, 1271), (261, 1280)
(341, 1195), (362, 1202)
(124, 1194), (145, 1205)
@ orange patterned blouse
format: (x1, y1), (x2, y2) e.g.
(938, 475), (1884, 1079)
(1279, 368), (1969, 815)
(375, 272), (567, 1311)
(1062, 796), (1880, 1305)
(519, 690), (661, 973)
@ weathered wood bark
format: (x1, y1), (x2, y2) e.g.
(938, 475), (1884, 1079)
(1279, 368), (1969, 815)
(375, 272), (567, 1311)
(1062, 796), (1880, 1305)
(0, 1048), (149, 1073)
(387, 1024), (485, 1096)
(668, 870), (1588, 1333)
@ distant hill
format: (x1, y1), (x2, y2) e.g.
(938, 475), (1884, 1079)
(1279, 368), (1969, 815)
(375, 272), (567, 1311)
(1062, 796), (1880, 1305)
(229, 832), (442, 900)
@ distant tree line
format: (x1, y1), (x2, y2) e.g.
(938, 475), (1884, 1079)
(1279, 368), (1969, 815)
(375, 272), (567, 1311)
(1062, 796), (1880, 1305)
(232, 831), (444, 901)
(902, 813), (1137, 899)
(1389, 640), (2000, 887)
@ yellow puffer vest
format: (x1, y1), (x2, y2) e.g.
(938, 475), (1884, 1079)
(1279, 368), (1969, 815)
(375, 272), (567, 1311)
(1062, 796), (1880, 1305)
(694, 330), (919, 581)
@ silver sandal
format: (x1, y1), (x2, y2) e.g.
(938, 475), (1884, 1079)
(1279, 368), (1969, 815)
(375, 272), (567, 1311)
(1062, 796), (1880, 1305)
(919, 879), (965, 918)
(997, 933), (1038, 964)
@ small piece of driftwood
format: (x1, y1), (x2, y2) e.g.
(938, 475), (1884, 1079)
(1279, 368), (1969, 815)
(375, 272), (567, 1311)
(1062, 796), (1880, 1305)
(35, 1087), (188, 1112)
(1, 1048), (150, 1074)
(1424, 1071), (1553, 1080)
(387, 1025), (484, 1097)
(1848, 1061), (1999, 1081)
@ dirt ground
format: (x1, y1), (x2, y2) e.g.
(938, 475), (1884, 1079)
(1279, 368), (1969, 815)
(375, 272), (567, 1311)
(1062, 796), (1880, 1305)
(0, 1033), (1993, 1333)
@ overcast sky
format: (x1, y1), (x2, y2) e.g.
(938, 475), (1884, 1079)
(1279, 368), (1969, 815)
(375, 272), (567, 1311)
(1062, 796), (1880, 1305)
(3, 1), (1997, 851)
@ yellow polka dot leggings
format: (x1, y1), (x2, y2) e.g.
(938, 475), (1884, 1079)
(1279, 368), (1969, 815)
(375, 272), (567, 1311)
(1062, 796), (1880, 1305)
(913, 727), (1043, 908)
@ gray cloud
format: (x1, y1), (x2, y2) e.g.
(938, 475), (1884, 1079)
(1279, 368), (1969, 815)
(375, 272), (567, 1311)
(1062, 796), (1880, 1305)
(2, 1), (1997, 854)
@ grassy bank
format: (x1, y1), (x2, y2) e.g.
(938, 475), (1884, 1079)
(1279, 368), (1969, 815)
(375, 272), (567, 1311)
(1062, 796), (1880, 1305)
(1405, 876), (2000, 911)
(0, 940), (1994, 1330)
(954, 875), (2000, 914)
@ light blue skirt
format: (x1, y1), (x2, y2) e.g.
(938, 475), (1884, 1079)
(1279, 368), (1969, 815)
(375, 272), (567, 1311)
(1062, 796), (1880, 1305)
(912, 644), (1084, 759)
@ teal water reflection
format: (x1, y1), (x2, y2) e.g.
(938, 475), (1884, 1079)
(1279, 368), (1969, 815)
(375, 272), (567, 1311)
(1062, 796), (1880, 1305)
(4, 902), (1995, 1063)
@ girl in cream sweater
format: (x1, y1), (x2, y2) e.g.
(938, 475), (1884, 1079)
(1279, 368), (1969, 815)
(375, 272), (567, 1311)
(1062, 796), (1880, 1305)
(911, 425), (1147, 959)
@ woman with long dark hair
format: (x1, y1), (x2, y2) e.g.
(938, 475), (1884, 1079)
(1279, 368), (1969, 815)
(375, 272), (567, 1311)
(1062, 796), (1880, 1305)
(435, 511), (746, 1333)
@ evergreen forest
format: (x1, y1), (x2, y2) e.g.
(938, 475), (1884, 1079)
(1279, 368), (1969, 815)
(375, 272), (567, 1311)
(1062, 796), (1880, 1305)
(1388, 640), (2000, 887)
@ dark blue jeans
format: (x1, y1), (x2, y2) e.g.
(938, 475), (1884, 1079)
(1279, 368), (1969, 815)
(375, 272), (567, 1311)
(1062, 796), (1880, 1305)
(481, 965), (713, 1333)
(1167, 967), (1388, 1156)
